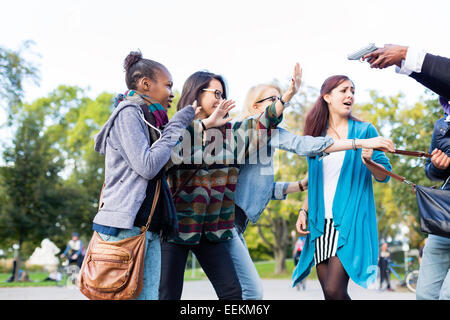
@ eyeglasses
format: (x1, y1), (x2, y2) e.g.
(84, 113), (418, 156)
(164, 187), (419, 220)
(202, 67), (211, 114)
(255, 96), (280, 104)
(202, 88), (224, 100)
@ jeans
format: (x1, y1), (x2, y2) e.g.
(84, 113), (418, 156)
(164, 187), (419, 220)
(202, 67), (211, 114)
(416, 234), (450, 300)
(99, 227), (161, 300)
(159, 234), (242, 300)
(225, 227), (263, 300)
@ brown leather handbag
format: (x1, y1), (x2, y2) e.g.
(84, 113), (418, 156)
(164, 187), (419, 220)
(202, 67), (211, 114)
(78, 180), (161, 300)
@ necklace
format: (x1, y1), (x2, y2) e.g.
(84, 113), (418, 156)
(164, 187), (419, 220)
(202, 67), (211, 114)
(328, 126), (342, 139)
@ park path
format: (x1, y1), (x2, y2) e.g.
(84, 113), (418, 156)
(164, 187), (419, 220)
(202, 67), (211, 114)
(0, 279), (414, 300)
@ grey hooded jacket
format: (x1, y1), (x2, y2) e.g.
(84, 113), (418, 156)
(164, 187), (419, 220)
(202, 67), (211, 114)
(93, 101), (195, 229)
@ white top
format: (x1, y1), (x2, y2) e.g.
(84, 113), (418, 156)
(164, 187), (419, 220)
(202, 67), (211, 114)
(395, 47), (427, 76)
(322, 151), (346, 219)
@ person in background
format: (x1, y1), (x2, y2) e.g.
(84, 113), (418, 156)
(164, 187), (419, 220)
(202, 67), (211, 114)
(293, 235), (307, 291)
(293, 235), (306, 266)
(419, 238), (427, 265)
(378, 241), (393, 292)
(61, 232), (84, 268)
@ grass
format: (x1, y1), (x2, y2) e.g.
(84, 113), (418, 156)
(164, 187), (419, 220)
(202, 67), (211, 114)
(0, 272), (58, 287)
(0, 260), (317, 287)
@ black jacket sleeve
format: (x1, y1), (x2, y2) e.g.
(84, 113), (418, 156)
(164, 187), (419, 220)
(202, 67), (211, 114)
(409, 53), (450, 100)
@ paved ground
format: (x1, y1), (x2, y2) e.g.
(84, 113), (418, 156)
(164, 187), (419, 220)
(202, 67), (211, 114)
(0, 279), (415, 300)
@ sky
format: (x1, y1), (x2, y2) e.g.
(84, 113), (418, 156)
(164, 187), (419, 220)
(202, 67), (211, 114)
(1, 0), (450, 128)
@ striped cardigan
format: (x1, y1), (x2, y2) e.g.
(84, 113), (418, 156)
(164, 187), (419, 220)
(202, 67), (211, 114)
(167, 102), (282, 245)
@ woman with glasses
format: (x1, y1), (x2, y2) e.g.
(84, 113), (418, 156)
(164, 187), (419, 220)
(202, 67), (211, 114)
(229, 82), (395, 299)
(158, 64), (302, 300)
(293, 75), (394, 300)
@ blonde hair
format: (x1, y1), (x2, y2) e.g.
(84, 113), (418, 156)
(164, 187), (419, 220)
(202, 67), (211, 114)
(240, 84), (281, 120)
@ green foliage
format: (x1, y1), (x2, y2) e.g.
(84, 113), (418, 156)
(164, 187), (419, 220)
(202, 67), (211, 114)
(0, 272), (57, 287)
(358, 90), (442, 247)
(0, 41), (40, 120)
(0, 108), (65, 254)
(0, 85), (114, 260)
(167, 90), (180, 119)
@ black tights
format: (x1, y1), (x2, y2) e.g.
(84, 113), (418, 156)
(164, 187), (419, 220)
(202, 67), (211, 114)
(316, 256), (351, 300)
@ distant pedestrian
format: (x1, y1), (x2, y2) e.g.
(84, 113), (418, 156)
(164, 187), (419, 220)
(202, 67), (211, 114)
(378, 242), (393, 291)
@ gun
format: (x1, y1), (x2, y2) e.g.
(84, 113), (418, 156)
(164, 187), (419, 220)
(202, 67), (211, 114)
(347, 43), (379, 61)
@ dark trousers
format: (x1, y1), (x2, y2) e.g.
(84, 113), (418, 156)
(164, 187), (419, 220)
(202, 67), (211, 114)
(159, 234), (242, 300)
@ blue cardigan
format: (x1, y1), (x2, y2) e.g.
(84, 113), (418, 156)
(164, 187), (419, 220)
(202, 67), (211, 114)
(292, 119), (392, 288)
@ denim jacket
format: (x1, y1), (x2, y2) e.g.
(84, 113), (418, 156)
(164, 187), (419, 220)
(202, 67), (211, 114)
(234, 127), (334, 231)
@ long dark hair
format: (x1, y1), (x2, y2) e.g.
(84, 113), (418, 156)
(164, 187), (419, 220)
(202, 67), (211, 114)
(123, 50), (167, 89)
(304, 75), (361, 137)
(177, 71), (228, 111)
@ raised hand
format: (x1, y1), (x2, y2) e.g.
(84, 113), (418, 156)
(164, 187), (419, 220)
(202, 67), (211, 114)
(202, 99), (236, 129)
(282, 62), (302, 102)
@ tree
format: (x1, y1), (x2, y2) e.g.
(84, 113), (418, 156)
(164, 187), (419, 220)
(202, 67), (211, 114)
(0, 85), (115, 278)
(357, 90), (442, 247)
(0, 41), (40, 121)
(15, 85), (115, 241)
(49, 88), (114, 237)
(0, 108), (66, 280)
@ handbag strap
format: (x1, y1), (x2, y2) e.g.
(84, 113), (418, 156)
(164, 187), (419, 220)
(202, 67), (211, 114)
(97, 179), (162, 233)
(442, 175), (450, 190)
(364, 158), (415, 185)
(365, 148), (434, 186)
(374, 148), (432, 158)
(142, 179), (161, 233)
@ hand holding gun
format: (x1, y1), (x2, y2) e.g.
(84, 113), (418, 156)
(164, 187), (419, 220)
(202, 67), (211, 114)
(347, 43), (379, 62)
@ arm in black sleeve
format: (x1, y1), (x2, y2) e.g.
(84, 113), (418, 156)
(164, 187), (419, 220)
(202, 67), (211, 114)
(409, 53), (450, 100)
